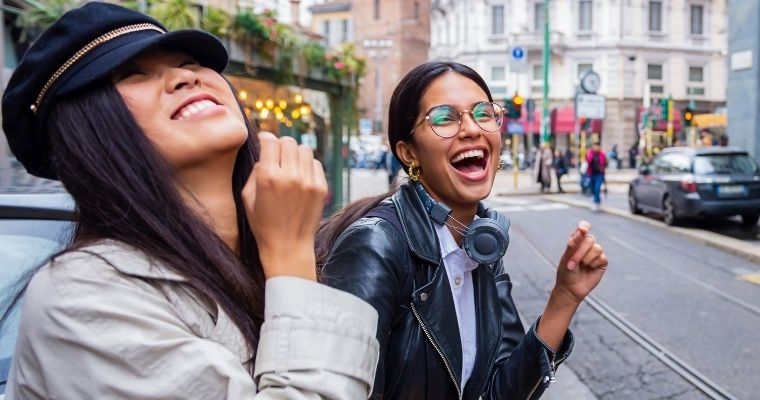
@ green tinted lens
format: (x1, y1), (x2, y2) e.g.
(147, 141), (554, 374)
(428, 106), (460, 137)
(473, 102), (502, 131)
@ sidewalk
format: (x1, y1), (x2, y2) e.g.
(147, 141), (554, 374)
(493, 168), (636, 197)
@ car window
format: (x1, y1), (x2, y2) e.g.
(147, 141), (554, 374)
(0, 220), (71, 391)
(693, 154), (760, 175)
(653, 154), (671, 174)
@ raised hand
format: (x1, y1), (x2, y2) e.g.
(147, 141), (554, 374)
(242, 132), (328, 281)
(554, 220), (608, 304)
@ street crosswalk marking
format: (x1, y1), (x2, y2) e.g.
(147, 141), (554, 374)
(491, 203), (569, 213)
(737, 273), (760, 286)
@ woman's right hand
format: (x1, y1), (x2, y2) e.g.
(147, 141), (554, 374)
(242, 132), (327, 281)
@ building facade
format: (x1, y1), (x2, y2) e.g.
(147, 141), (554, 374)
(727, 1), (760, 159)
(430, 0), (727, 154)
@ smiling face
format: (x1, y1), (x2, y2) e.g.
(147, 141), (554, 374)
(395, 72), (501, 210)
(113, 49), (248, 173)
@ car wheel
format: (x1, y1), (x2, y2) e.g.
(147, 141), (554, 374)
(741, 213), (760, 227)
(662, 194), (680, 226)
(628, 188), (642, 215)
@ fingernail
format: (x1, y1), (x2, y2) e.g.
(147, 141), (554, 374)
(567, 261), (577, 270)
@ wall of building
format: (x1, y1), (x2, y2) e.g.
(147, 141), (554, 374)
(429, 0), (727, 154)
(727, 1), (760, 159)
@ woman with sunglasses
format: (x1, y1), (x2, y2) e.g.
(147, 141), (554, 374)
(1, 3), (378, 398)
(316, 62), (608, 400)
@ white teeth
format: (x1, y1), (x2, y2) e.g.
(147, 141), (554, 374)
(176, 99), (217, 120)
(451, 149), (485, 163)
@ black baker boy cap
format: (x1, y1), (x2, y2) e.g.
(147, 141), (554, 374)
(2, 1), (229, 179)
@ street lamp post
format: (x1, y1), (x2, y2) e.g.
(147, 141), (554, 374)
(541, 0), (551, 144)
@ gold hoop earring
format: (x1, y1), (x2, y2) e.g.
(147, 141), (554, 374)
(497, 158), (504, 171)
(408, 161), (421, 182)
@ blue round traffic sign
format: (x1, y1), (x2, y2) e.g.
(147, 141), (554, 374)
(511, 47), (524, 59)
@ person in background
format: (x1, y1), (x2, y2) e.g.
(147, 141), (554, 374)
(586, 141), (607, 211)
(554, 149), (568, 193)
(628, 144), (638, 169)
(0, 3), (379, 398)
(535, 143), (554, 193)
(607, 144), (620, 170)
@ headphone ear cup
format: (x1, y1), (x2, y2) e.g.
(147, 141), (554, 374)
(463, 210), (510, 264)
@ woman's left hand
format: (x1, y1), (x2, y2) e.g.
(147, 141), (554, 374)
(553, 221), (608, 304)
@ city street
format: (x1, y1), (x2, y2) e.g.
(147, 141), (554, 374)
(350, 168), (760, 400)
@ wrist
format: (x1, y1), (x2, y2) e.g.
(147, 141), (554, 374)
(549, 286), (583, 311)
(258, 242), (318, 281)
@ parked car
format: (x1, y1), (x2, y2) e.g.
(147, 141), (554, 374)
(0, 193), (74, 395)
(628, 147), (760, 226)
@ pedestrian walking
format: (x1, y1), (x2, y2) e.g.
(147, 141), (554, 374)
(0, 3), (379, 398)
(315, 61), (609, 400)
(628, 144), (639, 169)
(586, 141), (607, 211)
(554, 149), (568, 193)
(608, 144), (620, 170)
(534, 144), (554, 193)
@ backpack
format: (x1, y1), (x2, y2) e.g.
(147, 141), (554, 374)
(589, 151), (603, 174)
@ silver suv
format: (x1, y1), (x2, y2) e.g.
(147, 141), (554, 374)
(628, 147), (760, 226)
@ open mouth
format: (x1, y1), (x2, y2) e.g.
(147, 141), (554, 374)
(171, 96), (222, 120)
(450, 149), (488, 174)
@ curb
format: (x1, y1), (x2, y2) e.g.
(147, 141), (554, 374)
(541, 195), (760, 264)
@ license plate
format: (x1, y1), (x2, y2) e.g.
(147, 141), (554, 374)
(717, 185), (748, 196)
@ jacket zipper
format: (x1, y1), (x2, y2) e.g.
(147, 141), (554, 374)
(411, 303), (462, 400)
(525, 351), (566, 400)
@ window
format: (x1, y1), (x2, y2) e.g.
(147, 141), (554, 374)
(690, 5), (704, 35)
(322, 20), (330, 44)
(531, 64), (544, 94)
(534, 3), (545, 32)
(341, 19), (349, 43)
(374, 0), (380, 20)
(577, 63), (593, 78)
(647, 63), (664, 95)
(492, 5), (505, 35)
(688, 66), (705, 97)
(578, 0), (592, 31)
(490, 86), (507, 96)
(492, 66), (506, 81)
(650, 85), (664, 94)
(414, 2), (420, 20)
(647, 64), (663, 80)
(689, 66), (703, 82)
(649, 0), (662, 32)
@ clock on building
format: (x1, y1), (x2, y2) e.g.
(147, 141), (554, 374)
(580, 70), (601, 94)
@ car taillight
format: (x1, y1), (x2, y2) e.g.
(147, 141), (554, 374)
(680, 177), (698, 193)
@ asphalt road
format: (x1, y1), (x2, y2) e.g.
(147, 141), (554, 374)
(488, 195), (760, 400)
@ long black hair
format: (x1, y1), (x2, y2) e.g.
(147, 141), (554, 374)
(315, 61), (493, 267)
(1, 80), (266, 357)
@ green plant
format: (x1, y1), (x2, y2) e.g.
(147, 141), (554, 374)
(302, 42), (326, 69)
(234, 11), (269, 41)
(16, 0), (81, 40)
(202, 6), (231, 38)
(149, 0), (199, 30)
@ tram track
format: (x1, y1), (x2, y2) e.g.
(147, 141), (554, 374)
(512, 224), (740, 400)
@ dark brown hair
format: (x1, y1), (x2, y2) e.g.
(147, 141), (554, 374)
(2, 80), (265, 356)
(316, 61), (493, 266)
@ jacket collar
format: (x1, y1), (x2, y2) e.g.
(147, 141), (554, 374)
(77, 239), (187, 282)
(391, 182), (442, 265)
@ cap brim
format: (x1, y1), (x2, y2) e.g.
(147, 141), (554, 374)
(52, 29), (228, 101)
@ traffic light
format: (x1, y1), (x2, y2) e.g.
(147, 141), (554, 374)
(683, 107), (694, 127)
(508, 94), (523, 119)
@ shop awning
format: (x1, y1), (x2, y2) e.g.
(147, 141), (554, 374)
(550, 106), (603, 134)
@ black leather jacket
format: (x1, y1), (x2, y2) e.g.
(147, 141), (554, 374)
(321, 183), (573, 400)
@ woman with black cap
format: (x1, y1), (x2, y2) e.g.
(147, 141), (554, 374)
(1, 2), (378, 398)
(316, 62), (609, 399)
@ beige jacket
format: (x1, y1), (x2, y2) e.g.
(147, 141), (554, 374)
(6, 240), (379, 399)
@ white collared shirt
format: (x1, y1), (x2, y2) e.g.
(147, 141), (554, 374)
(433, 222), (479, 390)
